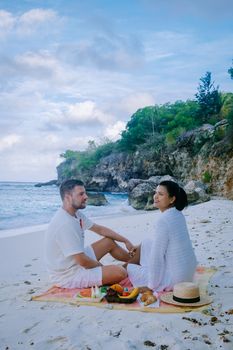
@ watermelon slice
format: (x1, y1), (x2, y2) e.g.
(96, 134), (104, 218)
(78, 289), (91, 298)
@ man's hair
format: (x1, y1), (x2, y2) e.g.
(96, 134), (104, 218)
(59, 179), (84, 200)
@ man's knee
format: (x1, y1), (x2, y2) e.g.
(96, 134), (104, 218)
(115, 266), (127, 280)
(103, 237), (115, 248)
(102, 265), (127, 285)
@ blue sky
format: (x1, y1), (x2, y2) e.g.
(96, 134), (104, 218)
(0, 0), (232, 181)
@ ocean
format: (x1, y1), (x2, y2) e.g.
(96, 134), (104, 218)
(0, 182), (133, 232)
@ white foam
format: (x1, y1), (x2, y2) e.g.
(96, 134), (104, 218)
(0, 223), (48, 238)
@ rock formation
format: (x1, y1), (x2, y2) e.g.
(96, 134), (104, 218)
(57, 120), (233, 204)
(87, 192), (108, 206)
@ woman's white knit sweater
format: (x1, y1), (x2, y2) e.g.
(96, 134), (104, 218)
(127, 207), (197, 291)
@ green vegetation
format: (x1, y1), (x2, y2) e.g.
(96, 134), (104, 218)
(202, 171), (212, 183)
(195, 71), (221, 124)
(117, 100), (200, 151)
(228, 60), (233, 80)
(60, 65), (233, 175)
(60, 139), (115, 172)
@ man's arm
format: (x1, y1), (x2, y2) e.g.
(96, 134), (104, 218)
(89, 223), (135, 253)
(73, 252), (103, 269)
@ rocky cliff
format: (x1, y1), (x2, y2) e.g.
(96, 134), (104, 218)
(57, 120), (233, 200)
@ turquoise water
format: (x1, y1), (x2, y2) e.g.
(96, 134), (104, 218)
(0, 182), (131, 230)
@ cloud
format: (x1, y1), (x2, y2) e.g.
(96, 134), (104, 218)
(0, 82), (115, 138)
(16, 51), (55, 69)
(14, 51), (61, 79)
(50, 100), (115, 128)
(0, 134), (22, 151)
(0, 10), (15, 37)
(0, 51), (77, 100)
(0, 3), (232, 182)
(0, 89), (56, 133)
(120, 92), (155, 115)
(0, 149), (58, 182)
(0, 130), (105, 181)
(104, 120), (126, 140)
(57, 28), (143, 72)
(19, 8), (57, 26)
(18, 8), (59, 36)
(0, 8), (60, 39)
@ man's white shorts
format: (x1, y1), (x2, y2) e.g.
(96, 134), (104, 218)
(61, 245), (102, 288)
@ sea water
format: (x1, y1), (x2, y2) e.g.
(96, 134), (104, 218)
(0, 182), (134, 231)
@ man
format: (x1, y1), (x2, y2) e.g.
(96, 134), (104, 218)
(44, 179), (136, 288)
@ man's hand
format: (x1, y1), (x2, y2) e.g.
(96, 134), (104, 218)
(128, 247), (137, 258)
(124, 240), (137, 257)
(73, 252), (103, 269)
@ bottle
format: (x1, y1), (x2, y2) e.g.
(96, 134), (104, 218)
(91, 286), (95, 298)
(94, 285), (101, 298)
(122, 287), (130, 296)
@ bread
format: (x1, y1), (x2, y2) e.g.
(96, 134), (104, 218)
(144, 294), (157, 306)
(140, 290), (153, 302)
(140, 291), (157, 306)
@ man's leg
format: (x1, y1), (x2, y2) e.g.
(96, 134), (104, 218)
(91, 237), (131, 262)
(101, 265), (127, 285)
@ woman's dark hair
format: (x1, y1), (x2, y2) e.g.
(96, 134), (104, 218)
(60, 179), (84, 200)
(159, 180), (188, 211)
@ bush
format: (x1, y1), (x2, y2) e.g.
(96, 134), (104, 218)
(202, 171), (212, 183)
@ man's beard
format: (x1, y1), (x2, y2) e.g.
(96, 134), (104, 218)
(72, 201), (86, 210)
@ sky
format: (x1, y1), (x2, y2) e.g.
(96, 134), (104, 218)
(0, 0), (232, 182)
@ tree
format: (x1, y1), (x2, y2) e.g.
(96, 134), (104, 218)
(221, 93), (233, 145)
(195, 71), (222, 124)
(117, 106), (166, 151)
(60, 149), (78, 159)
(228, 60), (233, 79)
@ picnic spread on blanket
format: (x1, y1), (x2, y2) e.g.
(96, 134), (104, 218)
(32, 266), (216, 313)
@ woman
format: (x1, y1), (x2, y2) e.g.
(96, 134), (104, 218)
(126, 180), (197, 292)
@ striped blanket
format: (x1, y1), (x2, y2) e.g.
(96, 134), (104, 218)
(32, 266), (215, 313)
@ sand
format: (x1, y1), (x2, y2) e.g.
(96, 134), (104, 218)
(0, 198), (233, 349)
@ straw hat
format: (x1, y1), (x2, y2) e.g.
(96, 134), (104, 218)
(160, 282), (212, 307)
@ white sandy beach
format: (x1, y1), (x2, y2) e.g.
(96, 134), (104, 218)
(0, 198), (233, 350)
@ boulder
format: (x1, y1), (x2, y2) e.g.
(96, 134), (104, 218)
(128, 175), (176, 210)
(87, 192), (108, 206)
(184, 180), (210, 204)
(128, 176), (210, 210)
(35, 180), (58, 187)
(127, 178), (144, 192)
(128, 181), (155, 210)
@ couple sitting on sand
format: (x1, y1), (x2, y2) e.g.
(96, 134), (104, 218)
(44, 179), (197, 292)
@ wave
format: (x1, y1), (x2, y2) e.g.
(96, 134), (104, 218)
(0, 182), (132, 231)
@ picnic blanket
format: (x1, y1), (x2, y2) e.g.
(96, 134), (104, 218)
(32, 266), (216, 313)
